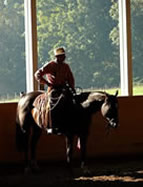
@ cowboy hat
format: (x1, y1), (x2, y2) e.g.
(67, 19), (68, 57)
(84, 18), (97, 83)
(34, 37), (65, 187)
(54, 47), (65, 56)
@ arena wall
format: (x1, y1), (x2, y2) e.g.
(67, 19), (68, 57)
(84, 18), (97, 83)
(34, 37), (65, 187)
(0, 96), (143, 162)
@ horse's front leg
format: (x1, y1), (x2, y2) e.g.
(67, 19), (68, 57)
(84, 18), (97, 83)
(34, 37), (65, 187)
(79, 135), (87, 169)
(65, 135), (74, 167)
(79, 135), (91, 175)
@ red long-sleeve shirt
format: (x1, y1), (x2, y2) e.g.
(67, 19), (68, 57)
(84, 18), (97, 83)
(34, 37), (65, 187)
(35, 60), (75, 89)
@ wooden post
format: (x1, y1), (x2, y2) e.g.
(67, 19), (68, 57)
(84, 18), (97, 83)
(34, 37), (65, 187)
(24, 0), (38, 92)
(119, 0), (132, 96)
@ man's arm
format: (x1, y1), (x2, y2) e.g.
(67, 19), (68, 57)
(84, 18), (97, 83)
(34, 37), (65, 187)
(34, 62), (50, 85)
(35, 69), (49, 85)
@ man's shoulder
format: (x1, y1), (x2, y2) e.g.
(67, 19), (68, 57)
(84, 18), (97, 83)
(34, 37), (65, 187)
(44, 60), (56, 67)
(64, 62), (70, 68)
(62, 61), (69, 66)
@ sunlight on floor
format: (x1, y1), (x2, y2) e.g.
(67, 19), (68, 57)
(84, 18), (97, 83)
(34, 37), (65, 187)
(75, 170), (143, 183)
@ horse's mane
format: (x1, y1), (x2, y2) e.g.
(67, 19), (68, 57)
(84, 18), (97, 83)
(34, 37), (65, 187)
(81, 91), (107, 108)
(87, 91), (107, 101)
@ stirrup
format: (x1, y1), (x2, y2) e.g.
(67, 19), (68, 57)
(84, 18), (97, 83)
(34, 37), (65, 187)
(46, 128), (53, 134)
(46, 128), (62, 135)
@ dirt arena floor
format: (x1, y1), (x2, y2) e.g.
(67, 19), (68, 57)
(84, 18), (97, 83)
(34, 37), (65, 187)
(1, 157), (143, 187)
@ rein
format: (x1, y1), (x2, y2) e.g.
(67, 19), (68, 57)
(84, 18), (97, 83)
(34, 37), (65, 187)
(48, 93), (64, 111)
(47, 84), (75, 111)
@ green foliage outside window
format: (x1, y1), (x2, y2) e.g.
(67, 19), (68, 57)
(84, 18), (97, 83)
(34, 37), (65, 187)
(36, 0), (120, 89)
(0, 0), (25, 97)
(0, 0), (143, 99)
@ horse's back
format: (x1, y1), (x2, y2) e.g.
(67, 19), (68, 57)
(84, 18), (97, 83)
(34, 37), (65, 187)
(18, 91), (44, 110)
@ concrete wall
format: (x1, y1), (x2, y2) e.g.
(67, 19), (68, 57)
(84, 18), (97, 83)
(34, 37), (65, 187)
(0, 96), (143, 162)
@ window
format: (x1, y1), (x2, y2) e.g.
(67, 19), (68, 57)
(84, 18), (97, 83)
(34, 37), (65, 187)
(1, 0), (142, 102)
(131, 0), (143, 95)
(36, 0), (120, 94)
(0, 0), (26, 102)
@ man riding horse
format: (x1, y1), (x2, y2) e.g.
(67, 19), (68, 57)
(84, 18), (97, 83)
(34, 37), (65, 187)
(33, 47), (75, 134)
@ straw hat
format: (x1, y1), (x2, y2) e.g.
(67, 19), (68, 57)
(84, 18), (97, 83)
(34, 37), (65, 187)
(54, 47), (65, 56)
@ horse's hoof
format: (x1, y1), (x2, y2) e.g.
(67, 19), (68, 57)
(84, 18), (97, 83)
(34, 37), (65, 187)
(31, 165), (41, 173)
(65, 163), (74, 176)
(81, 166), (92, 176)
(24, 167), (32, 175)
(30, 162), (40, 173)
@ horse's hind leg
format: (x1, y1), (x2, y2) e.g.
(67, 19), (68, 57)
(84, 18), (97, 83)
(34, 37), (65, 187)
(30, 124), (42, 171)
(23, 130), (31, 173)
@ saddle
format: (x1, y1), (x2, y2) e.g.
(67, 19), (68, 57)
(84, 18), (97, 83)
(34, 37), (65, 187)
(32, 90), (63, 130)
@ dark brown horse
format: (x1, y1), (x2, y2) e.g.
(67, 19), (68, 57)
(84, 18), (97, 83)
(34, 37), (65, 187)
(16, 86), (119, 172)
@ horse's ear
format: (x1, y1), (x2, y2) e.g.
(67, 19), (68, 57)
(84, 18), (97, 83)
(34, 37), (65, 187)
(115, 90), (118, 97)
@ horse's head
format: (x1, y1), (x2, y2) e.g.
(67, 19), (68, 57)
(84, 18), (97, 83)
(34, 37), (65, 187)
(81, 90), (119, 129)
(101, 90), (119, 128)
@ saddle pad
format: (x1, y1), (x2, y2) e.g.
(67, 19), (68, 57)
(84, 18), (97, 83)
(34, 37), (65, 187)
(32, 92), (50, 128)
(32, 90), (64, 129)
(33, 93), (48, 110)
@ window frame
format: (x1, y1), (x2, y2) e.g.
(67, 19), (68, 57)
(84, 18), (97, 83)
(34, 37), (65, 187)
(119, 0), (133, 96)
(24, 0), (38, 92)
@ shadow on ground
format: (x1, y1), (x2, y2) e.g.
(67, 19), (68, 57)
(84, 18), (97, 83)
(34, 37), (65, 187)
(1, 158), (143, 187)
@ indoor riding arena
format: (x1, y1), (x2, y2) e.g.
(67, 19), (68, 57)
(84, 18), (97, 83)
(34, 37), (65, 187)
(1, 95), (143, 186)
(1, 0), (143, 187)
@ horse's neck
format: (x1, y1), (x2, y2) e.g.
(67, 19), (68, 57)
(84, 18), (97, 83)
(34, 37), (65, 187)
(88, 100), (104, 114)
